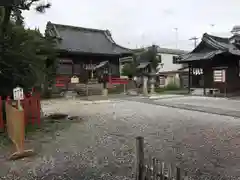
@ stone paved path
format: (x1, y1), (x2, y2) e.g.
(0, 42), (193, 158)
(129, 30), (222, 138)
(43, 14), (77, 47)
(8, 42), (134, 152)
(126, 95), (240, 118)
(1, 98), (240, 179)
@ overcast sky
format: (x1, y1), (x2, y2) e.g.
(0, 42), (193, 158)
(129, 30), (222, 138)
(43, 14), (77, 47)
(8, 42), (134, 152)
(22, 0), (240, 50)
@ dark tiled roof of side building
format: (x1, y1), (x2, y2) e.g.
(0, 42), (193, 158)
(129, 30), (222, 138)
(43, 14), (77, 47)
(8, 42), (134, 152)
(132, 46), (188, 55)
(178, 33), (240, 62)
(46, 22), (132, 55)
(157, 47), (188, 55)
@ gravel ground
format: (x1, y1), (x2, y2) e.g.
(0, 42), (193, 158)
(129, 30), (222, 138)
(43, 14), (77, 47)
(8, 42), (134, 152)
(1, 98), (240, 179)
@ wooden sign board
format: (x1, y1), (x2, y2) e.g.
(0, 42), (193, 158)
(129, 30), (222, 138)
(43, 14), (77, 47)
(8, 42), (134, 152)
(13, 87), (24, 100)
(213, 69), (225, 82)
(192, 68), (203, 75)
(71, 76), (79, 84)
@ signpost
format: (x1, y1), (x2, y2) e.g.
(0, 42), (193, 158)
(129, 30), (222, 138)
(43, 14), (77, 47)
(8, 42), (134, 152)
(213, 68), (227, 96)
(7, 86), (34, 160)
(13, 86), (24, 110)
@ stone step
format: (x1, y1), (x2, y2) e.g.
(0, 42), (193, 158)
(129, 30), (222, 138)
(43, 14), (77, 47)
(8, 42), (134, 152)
(88, 79), (99, 84)
(64, 91), (78, 98)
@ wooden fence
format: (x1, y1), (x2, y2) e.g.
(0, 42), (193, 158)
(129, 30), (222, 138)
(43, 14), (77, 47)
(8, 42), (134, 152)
(136, 136), (189, 180)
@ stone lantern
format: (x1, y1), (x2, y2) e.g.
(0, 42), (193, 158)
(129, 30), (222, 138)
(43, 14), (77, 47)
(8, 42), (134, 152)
(149, 70), (157, 95)
(149, 54), (161, 95)
(136, 62), (150, 96)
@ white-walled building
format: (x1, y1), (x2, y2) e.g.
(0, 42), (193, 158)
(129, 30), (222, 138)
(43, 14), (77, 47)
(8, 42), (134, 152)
(156, 47), (188, 88)
(119, 46), (188, 88)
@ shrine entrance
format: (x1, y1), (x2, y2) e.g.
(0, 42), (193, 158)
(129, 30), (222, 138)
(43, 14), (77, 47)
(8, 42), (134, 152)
(83, 63), (97, 80)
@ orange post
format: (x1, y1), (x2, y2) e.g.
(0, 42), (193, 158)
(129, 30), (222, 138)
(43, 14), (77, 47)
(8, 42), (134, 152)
(5, 100), (34, 160)
(36, 94), (41, 126)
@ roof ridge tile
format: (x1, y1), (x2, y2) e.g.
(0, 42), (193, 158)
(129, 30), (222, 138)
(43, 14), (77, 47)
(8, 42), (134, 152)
(49, 22), (105, 33)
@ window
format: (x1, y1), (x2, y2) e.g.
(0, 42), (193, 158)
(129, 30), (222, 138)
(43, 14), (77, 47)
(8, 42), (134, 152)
(172, 56), (178, 64)
(159, 76), (166, 85)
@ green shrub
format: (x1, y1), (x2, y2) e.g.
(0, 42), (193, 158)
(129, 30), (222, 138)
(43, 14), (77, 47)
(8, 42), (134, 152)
(155, 87), (165, 93)
(108, 84), (124, 94)
(165, 82), (180, 90)
(155, 82), (180, 93)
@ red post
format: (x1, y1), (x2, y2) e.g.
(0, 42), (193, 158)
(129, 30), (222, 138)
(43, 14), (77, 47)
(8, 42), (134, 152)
(23, 95), (29, 124)
(36, 94), (41, 126)
(6, 96), (11, 106)
(32, 95), (36, 126)
(29, 96), (35, 126)
(108, 76), (112, 84)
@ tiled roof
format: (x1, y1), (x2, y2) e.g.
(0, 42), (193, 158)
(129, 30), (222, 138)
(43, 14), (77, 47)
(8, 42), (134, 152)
(178, 33), (240, 63)
(132, 46), (188, 55)
(156, 47), (188, 55)
(46, 22), (132, 55)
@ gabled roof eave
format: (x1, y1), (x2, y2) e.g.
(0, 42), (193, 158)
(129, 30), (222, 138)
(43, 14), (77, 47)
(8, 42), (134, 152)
(177, 33), (240, 63)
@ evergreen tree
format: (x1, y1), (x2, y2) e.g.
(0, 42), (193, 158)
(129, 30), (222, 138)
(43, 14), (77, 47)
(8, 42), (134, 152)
(0, 1), (57, 97)
(121, 55), (138, 78)
(122, 45), (160, 77)
(139, 45), (160, 73)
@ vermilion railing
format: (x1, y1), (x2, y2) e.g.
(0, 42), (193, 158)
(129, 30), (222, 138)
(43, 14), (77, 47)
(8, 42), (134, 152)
(54, 76), (129, 87)
(109, 77), (128, 84)
(21, 93), (41, 126)
(55, 76), (70, 87)
(0, 92), (41, 131)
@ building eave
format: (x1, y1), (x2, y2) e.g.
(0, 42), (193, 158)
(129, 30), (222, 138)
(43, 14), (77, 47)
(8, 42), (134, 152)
(177, 33), (240, 63)
(57, 49), (131, 57)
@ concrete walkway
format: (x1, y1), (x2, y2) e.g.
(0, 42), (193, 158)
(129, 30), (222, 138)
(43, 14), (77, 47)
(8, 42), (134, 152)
(124, 95), (240, 118)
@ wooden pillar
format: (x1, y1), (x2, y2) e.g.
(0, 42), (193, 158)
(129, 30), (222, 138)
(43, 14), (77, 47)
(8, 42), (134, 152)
(224, 68), (227, 97)
(203, 67), (206, 96)
(72, 61), (74, 76)
(136, 136), (144, 180)
(90, 59), (94, 79)
(188, 64), (192, 94)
